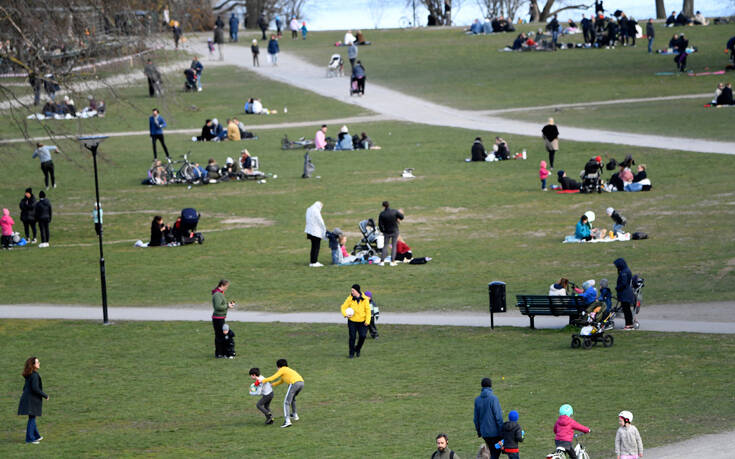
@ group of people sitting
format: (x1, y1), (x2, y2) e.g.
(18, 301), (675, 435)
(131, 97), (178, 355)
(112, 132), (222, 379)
(341, 30), (369, 46)
(711, 83), (734, 106)
(467, 16), (516, 35)
(666, 10), (708, 27)
(468, 136), (524, 162)
(30, 95), (105, 120)
(573, 207), (628, 242)
(244, 98), (276, 115)
(313, 124), (381, 151)
(148, 215), (202, 247)
(556, 155), (651, 193)
(193, 118), (255, 142)
(146, 150), (262, 186)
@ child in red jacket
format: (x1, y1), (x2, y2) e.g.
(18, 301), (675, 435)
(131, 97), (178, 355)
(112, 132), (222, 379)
(1, 208), (15, 249)
(554, 404), (590, 459)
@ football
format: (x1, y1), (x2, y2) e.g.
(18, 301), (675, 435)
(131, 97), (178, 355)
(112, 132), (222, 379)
(345, 307), (355, 318)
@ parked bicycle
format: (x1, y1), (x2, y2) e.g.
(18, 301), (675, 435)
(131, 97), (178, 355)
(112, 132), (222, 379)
(165, 152), (198, 184)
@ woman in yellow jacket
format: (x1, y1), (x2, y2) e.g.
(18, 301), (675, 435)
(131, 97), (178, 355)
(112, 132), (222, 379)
(340, 284), (371, 358)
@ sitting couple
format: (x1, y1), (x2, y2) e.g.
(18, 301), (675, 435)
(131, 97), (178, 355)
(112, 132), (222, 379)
(469, 136), (510, 161)
(712, 82), (734, 106)
(608, 163), (650, 192)
(244, 98), (276, 115)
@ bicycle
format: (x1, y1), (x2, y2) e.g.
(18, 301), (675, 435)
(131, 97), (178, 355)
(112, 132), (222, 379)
(165, 152), (198, 184)
(546, 433), (590, 459)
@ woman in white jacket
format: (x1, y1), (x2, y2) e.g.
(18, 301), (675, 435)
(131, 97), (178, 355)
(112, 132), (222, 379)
(304, 201), (326, 267)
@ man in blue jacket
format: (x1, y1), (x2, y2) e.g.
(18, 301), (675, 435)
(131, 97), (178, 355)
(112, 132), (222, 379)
(229, 13), (239, 42)
(149, 108), (170, 160)
(614, 258), (636, 329)
(190, 57), (204, 92)
(474, 377), (504, 459)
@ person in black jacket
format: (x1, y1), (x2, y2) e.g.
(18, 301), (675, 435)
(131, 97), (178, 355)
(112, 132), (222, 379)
(378, 201), (404, 266)
(716, 83), (733, 106)
(646, 19), (655, 53)
(17, 357), (49, 444)
(257, 14), (268, 40)
(557, 170), (581, 190)
(471, 137), (487, 161)
(581, 14), (592, 44)
(501, 410), (524, 458)
(627, 16), (637, 46)
(19, 188), (37, 243)
(34, 191), (52, 247)
(150, 216), (170, 247)
(618, 13), (628, 46)
(542, 118), (560, 169)
(674, 34), (689, 72)
(606, 207), (627, 235)
(614, 258), (636, 329)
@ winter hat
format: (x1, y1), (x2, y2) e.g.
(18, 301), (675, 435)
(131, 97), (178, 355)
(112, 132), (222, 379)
(540, 160), (547, 168)
(252, 39), (257, 45)
(225, 157), (234, 165)
(2, 208), (8, 216)
(364, 290), (372, 298)
(340, 125), (348, 133)
(25, 187), (32, 194)
(595, 155), (602, 162)
(582, 279), (595, 289)
(557, 170), (565, 178)
(351, 284), (361, 295)
(606, 207), (614, 216)
(509, 410), (519, 422)
(222, 324), (230, 332)
(39, 191), (46, 198)
(600, 278), (609, 289)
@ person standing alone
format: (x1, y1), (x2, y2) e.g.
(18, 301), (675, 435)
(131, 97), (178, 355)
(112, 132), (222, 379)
(646, 19), (655, 53)
(17, 357), (49, 444)
(474, 377), (504, 459)
(542, 118), (560, 170)
(304, 201), (326, 267)
(32, 143), (60, 189)
(378, 201), (404, 266)
(149, 108), (170, 160)
(340, 284), (371, 358)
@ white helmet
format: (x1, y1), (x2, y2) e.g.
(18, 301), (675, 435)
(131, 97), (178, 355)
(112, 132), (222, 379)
(618, 410), (633, 423)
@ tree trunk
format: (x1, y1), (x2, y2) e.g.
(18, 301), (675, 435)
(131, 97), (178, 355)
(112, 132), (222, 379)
(655, 0), (665, 19)
(681, 0), (694, 17)
(444, 0), (452, 26)
(529, 0), (540, 22)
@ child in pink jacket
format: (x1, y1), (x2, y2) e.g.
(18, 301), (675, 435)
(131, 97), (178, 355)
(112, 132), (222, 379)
(1, 208), (15, 249)
(539, 160), (550, 191)
(554, 404), (590, 459)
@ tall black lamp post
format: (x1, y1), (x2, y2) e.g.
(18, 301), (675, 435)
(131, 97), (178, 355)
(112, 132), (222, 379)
(78, 135), (110, 324)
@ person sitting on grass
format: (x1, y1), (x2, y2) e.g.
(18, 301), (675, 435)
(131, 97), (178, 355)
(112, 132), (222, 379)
(240, 149), (254, 174)
(471, 137), (487, 161)
(338, 235), (359, 264)
(196, 119), (217, 142)
(227, 118), (241, 141)
(493, 137), (510, 160)
(354, 132), (381, 150)
(335, 125), (354, 150)
(211, 118), (227, 141)
(624, 164), (650, 192)
(205, 158), (221, 180)
(512, 32), (527, 50)
(149, 160), (167, 185)
(575, 214), (593, 241)
(150, 215), (172, 246)
(558, 170), (581, 190)
(716, 83), (734, 106)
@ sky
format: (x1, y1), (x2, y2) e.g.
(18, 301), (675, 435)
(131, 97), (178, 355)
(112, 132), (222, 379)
(301, 1), (734, 31)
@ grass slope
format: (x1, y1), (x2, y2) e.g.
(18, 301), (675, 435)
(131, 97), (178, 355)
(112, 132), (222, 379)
(0, 320), (733, 458)
(0, 122), (733, 309)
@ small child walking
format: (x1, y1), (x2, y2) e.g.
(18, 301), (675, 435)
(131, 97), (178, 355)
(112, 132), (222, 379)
(606, 207), (627, 235)
(221, 324), (236, 358)
(554, 404), (590, 459)
(1, 208), (15, 249)
(300, 21), (308, 39)
(364, 290), (380, 339)
(615, 410), (643, 459)
(251, 39), (260, 67)
(539, 160), (550, 191)
(207, 38), (215, 59)
(500, 410), (525, 458)
(249, 368), (274, 424)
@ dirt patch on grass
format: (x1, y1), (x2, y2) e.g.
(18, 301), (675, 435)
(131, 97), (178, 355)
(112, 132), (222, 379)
(220, 217), (274, 227)
(370, 176), (424, 183)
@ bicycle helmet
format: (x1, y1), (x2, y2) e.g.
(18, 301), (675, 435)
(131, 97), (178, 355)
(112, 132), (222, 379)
(618, 410), (633, 423)
(559, 404), (573, 416)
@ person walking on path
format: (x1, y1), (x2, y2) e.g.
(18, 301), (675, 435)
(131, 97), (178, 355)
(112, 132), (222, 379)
(289, 17), (299, 40)
(251, 39), (260, 67)
(143, 59), (162, 97)
(172, 21), (183, 49)
(34, 191), (52, 248)
(432, 433), (459, 459)
(304, 201), (326, 267)
(190, 56), (204, 92)
(352, 60), (366, 95)
(19, 188), (37, 244)
(267, 35), (280, 66)
(258, 14), (268, 40)
(213, 24), (225, 61)
(340, 284), (372, 358)
(542, 118), (560, 170)
(211, 279), (235, 358)
(258, 359), (304, 428)
(378, 200), (404, 266)
(614, 258), (636, 329)
(149, 108), (170, 160)
(275, 16), (283, 37)
(646, 19), (655, 53)
(17, 357), (49, 444)
(32, 143), (60, 189)
(474, 377), (504, 459)
(228, 13), (239, 42)
(348, 42), (358, 69)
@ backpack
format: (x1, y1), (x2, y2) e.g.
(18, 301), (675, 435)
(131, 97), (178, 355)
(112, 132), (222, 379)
(632, 232), (648, 240)
(606, 159), (617, 171)
(431, 450), (455, 459)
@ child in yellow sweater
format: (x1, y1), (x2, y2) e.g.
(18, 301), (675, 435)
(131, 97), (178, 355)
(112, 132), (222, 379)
(258, 359), (304, 428)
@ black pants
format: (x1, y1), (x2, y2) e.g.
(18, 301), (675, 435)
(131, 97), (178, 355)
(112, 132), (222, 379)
(555, 440), (577, 459)
(292, 30), (297, 39)
(307, 234), (321, 264)
(548, 150), (556, 169)
(212, 318), (226, 356)
(356, 77), (365, 94)
(261, 28), (267, 40)
(483, 436), (503, 459)
(41, 161), (55, 187)
(368, 312), (379, 338)
(348, 321), (367, 356)
(38, 219), (50, 243)
(1, 235), (10, 249)
(621, 301), (633, 326)
(256, 392), (273, 418)
(22, 220), (37, 240)
(151, 134), (170, 159)
(148, 78), (156, 97)
(95, 223), (102, 236)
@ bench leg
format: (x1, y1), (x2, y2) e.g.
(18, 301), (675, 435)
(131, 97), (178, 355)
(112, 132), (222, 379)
(530, 315), (535, 329)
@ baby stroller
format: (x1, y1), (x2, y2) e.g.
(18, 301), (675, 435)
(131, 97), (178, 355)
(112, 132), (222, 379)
(326, 54), (344, 78)
(176, 207), (204, 245)
(580, 171), (602, 193)
(184, 69), (198, 92)
(351, 218), (383, 258)
(571, 303), (616, 349)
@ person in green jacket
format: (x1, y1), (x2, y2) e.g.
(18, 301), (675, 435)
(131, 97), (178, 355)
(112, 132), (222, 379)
(212, 279), (235, 358)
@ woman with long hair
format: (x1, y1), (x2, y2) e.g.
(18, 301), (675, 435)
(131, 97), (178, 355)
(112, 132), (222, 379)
(18, 356), (49, 444)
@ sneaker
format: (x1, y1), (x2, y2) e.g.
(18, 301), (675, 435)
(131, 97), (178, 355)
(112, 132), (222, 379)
(281, 421), (292, 428)
(53, 184), (57, 188)
(291, 414), (299, 421)
(389, 261), (398, 266)
(378, 262), (385, 266)
(623, 325), (635, 330)
(312, 262), (324, 267)
(227, 355), (234, 359)
(31, 440), (40, 444)
(31, 239), (37, 244)
(36, 437), (43, 442)
(197, 88), (202, 92)
(265, 416), (274, 425)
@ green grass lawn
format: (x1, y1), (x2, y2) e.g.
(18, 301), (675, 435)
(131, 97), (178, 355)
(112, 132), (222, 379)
(0, 121), (733, 310)
(280, 25), (733, 110)
(0, 65), (370, 139)
(502, 98), (735, 142)
(0, 320), (733, 458)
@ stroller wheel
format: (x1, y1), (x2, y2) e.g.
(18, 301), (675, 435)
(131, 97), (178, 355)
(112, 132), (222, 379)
(634, 321), (640, 330)
(582, 338), (593, 349)
(603, 334), (614, 347)
(571, 337), (581, 349)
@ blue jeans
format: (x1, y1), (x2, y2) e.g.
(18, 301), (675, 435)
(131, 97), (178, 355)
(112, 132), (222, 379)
(541, 178), (546, 190)
(624, 182), (643, 192)
(196, 73), (202, 90)
(552, 31), (559, 47)
(613, 223), (625, 235)
(331, 247), (340, 265)
(506, 453), (519, 459)
(648, 37), (654, 53)
(26, 415), (40, 442)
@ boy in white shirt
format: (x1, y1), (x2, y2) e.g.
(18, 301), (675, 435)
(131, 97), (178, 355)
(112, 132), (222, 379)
(249, 368), (274, 424)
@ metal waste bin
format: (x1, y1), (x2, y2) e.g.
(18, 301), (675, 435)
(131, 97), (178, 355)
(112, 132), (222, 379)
(488, 281), (506, 329)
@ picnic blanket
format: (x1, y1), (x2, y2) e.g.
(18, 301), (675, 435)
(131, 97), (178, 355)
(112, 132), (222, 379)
(563, 233), (631, 243)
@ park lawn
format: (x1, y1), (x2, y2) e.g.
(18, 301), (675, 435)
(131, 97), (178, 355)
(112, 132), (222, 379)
(0, 64), (370, 140)
(277, 24), (733, 110)
(501, 98), (735, 142)
(0, 320), (733, 458)
(0, 121), (733, 310)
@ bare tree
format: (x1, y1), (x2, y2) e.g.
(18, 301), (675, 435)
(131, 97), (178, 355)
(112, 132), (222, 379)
(681, 0), (694, 17)
(368, 0), (390, 28)
(655, 0), (665, 19)
(275, 0), (309, 20)
(476, 0), (525, 20)
(528, 0), (590, 22)
(415, 0), (463, 25)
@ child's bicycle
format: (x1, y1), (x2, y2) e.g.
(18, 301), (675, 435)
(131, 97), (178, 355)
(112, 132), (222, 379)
(546, 433), (590, 459)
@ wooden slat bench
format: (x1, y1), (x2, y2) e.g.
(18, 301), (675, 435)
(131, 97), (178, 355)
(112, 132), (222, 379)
(515, 295), (587, 329)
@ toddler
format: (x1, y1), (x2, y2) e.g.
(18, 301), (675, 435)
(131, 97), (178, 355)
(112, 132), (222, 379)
(598, 278), (613, 314)
(606, 207), (627, 235)
(500, 410), (524, 458)
(221, 324), (236, 358)
(539, 160), (550, 191)
(1, 208), (15, 249)
(249, 368), (274, 424)
(615, 410), (643, 459)
(554, 404), (590, 459)
(251, 39), (260, 67)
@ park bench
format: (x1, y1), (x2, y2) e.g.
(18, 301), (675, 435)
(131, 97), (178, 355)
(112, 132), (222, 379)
(515, 295), (587, 329)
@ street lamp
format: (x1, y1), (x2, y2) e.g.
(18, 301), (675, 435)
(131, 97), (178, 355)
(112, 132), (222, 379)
(78, 135), (110, 324)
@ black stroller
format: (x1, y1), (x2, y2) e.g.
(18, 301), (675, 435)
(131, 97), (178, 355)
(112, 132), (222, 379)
(351, 218), (381, 257)
(184, 69), (198, 92)
(175, 208), (204, 245)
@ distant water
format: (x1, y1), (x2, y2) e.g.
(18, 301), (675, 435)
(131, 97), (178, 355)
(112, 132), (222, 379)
(302, 0), (733, 31)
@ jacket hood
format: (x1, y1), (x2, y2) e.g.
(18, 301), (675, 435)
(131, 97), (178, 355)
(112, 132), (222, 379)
(2, 208), (8, 216)
(540, 160), (547, 168)
(614, 258), (628, 271)
(556, 415), (573, 426)
(480, 387), (494, 397)
(310, 201), (323, 211)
